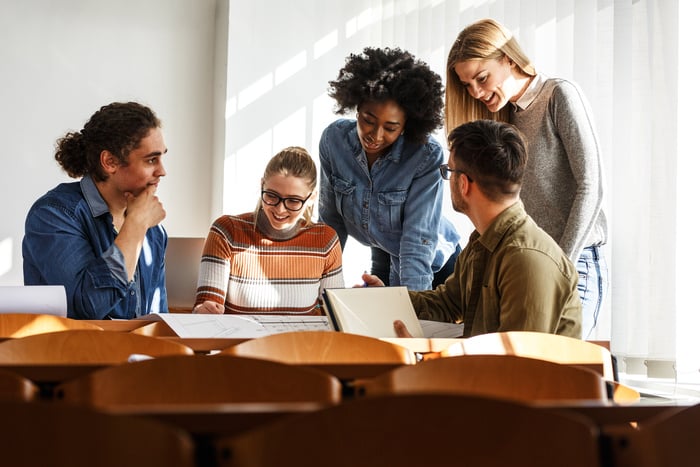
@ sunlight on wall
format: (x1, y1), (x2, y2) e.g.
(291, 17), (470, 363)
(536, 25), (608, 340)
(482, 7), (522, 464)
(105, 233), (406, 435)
(275, 51), (307, 85)
(346, 8), (378, 38)
(273, 108), (306, 155)
(238, 73), (274, 110)
(0, 237), (12, 277)
(314, 31), (338, 59)
(224, 131), (272, 215)
(225, 96), (237, 119)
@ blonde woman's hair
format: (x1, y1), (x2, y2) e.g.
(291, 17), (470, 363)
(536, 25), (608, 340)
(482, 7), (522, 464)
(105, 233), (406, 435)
(445, 18), (536, 135)
(256, 146), (317, 226)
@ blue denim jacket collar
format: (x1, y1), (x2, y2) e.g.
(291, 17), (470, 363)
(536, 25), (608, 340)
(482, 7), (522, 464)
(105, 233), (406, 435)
(80, 176), (110, 218)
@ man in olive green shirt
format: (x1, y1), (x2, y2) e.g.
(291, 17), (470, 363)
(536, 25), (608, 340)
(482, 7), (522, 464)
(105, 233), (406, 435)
(363, 120), (581, 338)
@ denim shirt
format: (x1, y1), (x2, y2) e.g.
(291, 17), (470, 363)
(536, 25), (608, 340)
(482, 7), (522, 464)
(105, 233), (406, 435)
(319, 119), (461, 291)
(22, 177), (168, 319)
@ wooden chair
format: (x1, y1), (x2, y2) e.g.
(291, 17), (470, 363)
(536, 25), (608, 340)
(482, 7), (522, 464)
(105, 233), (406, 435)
(0, 368), (38, 401)
(439, 331), (641, 404)
(219, 330), (415, 364)
(215, 393), (601, 467)
(605, 402), (700, 467)
(0, 313), (103, 337)
(0, 401), (194, 467)
(0, 329), (193, 364)
(441, 330), (616, 380)
(360, 354), (607, 402)
(55, 354), (342, 406)
(439, 330), (641, 403)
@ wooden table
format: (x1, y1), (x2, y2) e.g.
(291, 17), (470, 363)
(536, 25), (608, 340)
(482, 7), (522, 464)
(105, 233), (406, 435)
(535, 398), (695, 427)
(0, 361), (404, 383)
(104, 401), (328, 436)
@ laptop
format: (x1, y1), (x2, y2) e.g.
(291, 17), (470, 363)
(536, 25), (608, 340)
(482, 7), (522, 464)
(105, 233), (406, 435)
(165, 237), (206, 312)
(0, 285), (68, 317)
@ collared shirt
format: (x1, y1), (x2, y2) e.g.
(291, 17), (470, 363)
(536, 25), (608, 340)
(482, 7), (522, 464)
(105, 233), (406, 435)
(22, 177), (168, 319)
(409, 201), (582, 338)
(513, 72), (546, 111)
(318, 119), (461, 291)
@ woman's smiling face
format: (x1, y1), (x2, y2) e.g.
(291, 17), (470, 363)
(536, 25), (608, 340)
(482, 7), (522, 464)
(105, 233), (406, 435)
(260, 173), (313, 231)
(356, 99), (406, 158)
(454, 57), (523, 113)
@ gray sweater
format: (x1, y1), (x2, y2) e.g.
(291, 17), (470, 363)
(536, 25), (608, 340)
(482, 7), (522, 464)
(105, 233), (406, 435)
(511, 75), (607, 261)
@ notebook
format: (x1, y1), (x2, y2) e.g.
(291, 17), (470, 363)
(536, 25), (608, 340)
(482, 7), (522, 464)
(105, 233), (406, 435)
(164, 237), (206, 311)
(0, 285), (67, 317)
(321, 286), (424, 338)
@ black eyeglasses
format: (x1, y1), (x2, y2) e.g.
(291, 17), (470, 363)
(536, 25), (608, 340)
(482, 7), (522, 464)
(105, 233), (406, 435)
(439, 164), (472, 182)
(261, 190), (312, 212)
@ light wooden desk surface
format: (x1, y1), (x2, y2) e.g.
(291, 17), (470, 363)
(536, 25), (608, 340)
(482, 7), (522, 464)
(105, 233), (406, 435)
(0, 361), (404, 386)
(104, 399), (695, 437)
(104, 401), (328, 436)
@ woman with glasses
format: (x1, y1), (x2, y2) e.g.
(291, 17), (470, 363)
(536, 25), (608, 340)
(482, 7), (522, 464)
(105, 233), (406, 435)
(444, 19), (607, 338)
(319, 47), (461, 291)
(193, 147), (344, 314)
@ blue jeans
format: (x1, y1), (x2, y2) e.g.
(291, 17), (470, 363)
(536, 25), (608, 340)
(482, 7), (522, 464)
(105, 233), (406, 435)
(577, 246), (608, 339)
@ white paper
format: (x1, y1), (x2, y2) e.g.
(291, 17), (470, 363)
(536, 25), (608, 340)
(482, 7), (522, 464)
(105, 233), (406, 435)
(144, 313), (332, 338)
(0, 285), (67, 317)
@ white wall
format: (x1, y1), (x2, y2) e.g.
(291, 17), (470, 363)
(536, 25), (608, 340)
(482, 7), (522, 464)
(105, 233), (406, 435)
(0, 0), (223, 285)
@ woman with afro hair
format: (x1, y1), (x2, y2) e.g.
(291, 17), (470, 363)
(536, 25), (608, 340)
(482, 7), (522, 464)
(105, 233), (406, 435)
(319, 47), (461, 291)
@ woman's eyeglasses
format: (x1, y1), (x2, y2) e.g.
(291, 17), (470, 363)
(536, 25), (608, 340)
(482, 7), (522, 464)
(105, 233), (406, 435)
(261, 191), (312, 211)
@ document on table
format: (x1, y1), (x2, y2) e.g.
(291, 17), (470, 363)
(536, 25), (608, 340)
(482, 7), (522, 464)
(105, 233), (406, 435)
(143, 313), (332, 338)
(419, 320), (464, 338)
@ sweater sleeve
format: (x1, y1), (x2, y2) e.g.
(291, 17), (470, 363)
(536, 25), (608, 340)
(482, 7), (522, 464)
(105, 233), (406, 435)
(194, 216), (232, 308)
(550, 81), (604, 260)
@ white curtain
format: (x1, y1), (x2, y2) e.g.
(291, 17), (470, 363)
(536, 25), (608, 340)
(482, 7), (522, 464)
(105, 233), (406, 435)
(226, 0), (696, 383)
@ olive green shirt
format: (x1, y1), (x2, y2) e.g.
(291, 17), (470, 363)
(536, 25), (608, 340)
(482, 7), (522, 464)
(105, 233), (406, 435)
(410, 201), (582, 338)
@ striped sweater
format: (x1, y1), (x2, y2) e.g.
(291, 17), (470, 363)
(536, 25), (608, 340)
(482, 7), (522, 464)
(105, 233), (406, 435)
(195, 212), (344, 314)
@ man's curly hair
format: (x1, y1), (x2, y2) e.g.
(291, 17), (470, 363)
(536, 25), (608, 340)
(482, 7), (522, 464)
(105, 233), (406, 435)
(328, 47), (444, 144)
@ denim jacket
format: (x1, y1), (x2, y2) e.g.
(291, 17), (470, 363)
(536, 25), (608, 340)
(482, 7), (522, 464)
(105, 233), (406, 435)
(319, 119), (461, 291)
(22, 177), (168, 319)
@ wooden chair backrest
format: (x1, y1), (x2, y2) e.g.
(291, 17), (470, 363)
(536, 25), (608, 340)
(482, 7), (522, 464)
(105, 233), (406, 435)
(605, 403), (700, 467)
(0, 401), (194, 467)
(611, 381), (641, 404)
(0, 313), (103, 337)
(441, 330), (615, 380)
(0, 330), (193, 364)
(0, 368), (38, 402)
(55, 354), (342, 406)
(216, 393), (600, 467)
(220, 330), (416, 364)
(360, 354), (607, 402)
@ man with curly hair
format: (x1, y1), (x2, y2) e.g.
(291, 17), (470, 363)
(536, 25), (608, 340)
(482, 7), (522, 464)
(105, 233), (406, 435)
(22, 102), (169, 319)
(319, 47), (461, 291)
